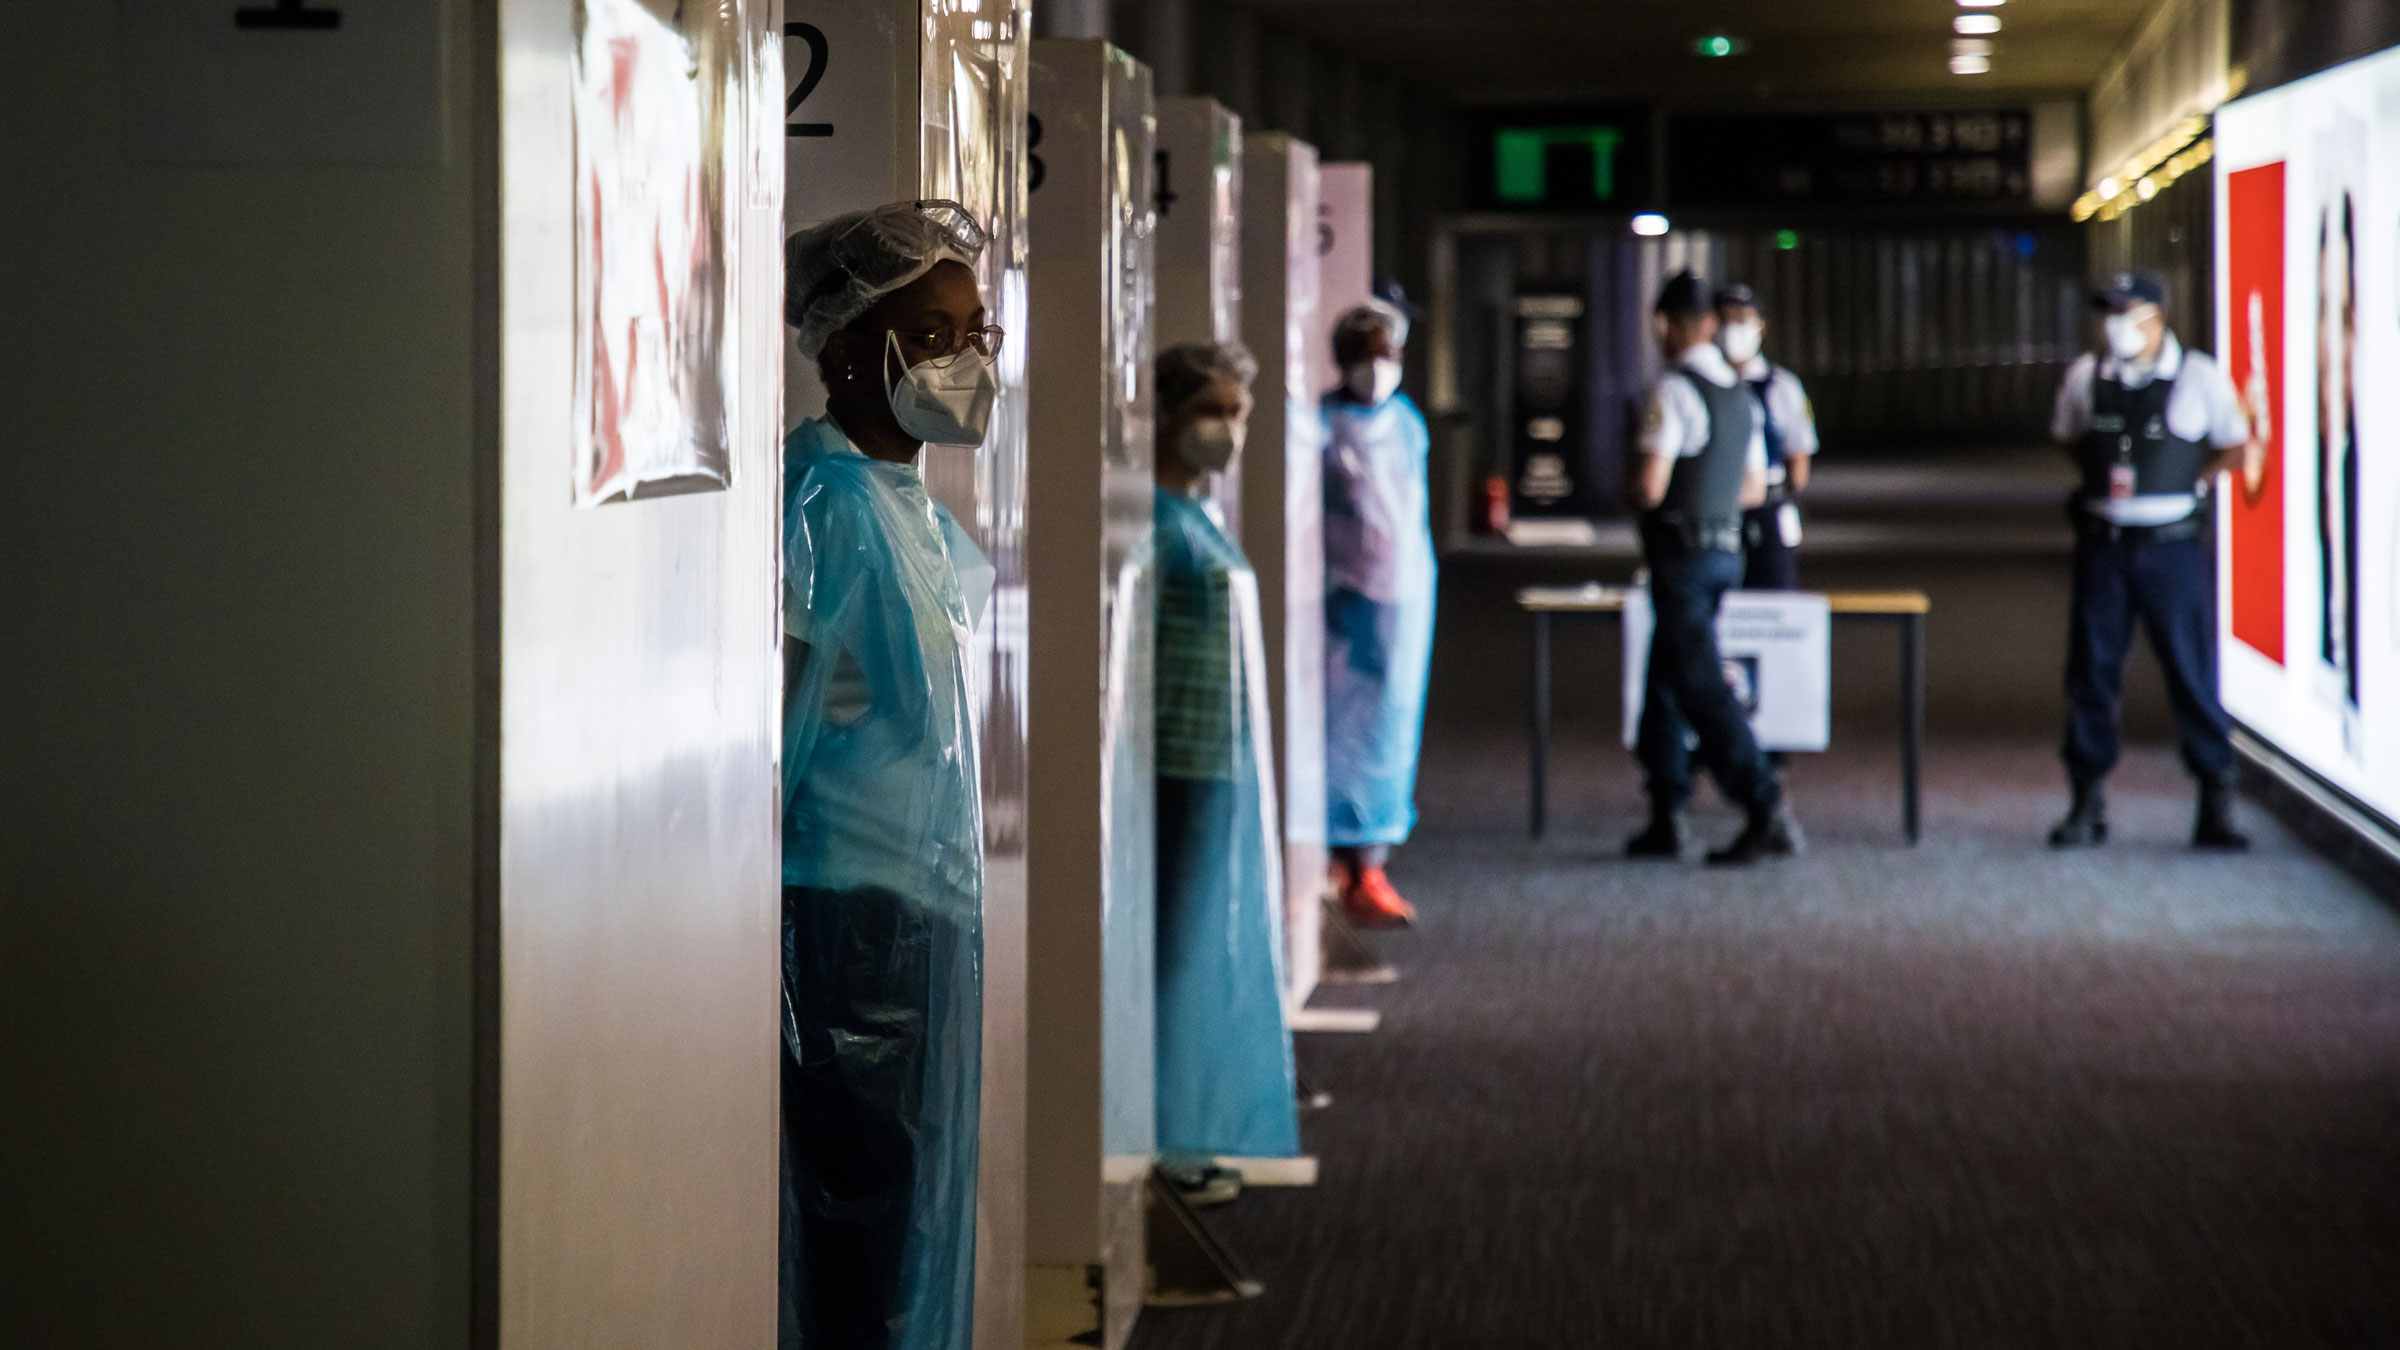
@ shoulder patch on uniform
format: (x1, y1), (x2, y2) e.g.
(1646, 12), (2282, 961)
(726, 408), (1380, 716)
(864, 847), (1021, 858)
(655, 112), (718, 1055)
(1642, 398), (1666, 435)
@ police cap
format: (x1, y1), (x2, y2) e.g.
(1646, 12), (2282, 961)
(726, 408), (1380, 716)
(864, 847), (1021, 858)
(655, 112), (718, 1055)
(2093, 269), (2169, 314)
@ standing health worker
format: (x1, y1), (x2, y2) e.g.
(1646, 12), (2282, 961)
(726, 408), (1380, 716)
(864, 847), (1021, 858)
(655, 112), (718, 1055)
(1321, 299), (1436, 929)
(1623, 271), (1802, 865)
(1714, 282), (1819, 591)
(2047, 269), (2261, 851)
(779, 200), (1000, 1350)
(1151, 342), (1302, 1201)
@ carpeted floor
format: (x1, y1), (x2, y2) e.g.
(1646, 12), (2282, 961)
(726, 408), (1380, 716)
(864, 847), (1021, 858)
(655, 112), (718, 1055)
(1129, 731), (2400, 1349)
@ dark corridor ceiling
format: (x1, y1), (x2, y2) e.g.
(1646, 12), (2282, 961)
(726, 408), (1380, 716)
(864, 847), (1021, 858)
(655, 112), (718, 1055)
(1240, 0), (2160, 106)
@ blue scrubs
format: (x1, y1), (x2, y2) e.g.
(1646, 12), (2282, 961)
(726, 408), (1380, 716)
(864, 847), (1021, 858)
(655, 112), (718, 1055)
(1321, 391), (1438, 849)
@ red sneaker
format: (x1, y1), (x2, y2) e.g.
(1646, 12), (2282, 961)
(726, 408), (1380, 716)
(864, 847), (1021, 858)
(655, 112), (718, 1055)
(1341, 865), (1417, 930)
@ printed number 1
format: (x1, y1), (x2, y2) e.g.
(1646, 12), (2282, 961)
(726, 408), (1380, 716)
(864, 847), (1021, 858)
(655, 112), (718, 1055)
(785, 22), (831, 137)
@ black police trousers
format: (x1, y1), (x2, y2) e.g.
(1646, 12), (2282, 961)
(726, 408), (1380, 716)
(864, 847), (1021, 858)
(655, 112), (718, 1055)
(2062, 525), (2236, 785)
(1636, 543), (1781, 814)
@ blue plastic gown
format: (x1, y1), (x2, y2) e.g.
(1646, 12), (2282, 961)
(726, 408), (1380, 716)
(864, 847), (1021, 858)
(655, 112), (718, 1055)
(1152, 487), (1302, 1159)
(1321, 391), (1438, 848)
(779, 416), (983, 1350)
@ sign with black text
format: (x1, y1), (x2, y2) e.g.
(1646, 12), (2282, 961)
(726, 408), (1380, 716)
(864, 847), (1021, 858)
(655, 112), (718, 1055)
(1622, 590), (1832, 752)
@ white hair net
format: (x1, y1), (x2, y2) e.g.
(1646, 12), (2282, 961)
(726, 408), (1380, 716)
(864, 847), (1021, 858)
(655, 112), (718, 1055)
(1333, 297), (1411, 353)
(785, 199), (989, 359)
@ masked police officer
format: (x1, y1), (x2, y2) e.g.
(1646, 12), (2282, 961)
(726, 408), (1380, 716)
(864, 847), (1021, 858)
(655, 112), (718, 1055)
(2048, 269), (2263, 851)
(1624, 271), (1802, 864)
(1714, 283), (1819, 591)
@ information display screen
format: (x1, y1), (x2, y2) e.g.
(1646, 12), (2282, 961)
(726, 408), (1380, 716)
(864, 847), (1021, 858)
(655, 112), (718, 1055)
(2215, 45), (2400, 827)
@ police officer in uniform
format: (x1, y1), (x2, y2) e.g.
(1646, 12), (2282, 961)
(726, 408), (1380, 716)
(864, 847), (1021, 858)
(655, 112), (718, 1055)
(1624, 272), (1803, 864)
(2048, 269), (2263, 850)
(1714, 283), (1819, 591)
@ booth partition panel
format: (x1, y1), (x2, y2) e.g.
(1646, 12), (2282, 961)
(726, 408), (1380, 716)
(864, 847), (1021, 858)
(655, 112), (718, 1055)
(1238, 133), (1328, 1009)
(1024, 38), (1160, 1350)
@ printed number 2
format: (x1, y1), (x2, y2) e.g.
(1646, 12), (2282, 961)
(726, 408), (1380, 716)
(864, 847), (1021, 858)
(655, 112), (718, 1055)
(785, 22), (831, 137)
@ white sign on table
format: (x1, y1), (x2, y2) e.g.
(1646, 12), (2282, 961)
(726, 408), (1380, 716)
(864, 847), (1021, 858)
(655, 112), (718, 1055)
(1621, 589), (1832, 751)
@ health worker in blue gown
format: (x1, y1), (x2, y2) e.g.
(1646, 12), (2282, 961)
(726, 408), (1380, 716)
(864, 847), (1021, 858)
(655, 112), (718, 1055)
(1321, 298), (1436, 930)
(779, 199), (1000, 1350)
(1151, 343), (1303, 1204)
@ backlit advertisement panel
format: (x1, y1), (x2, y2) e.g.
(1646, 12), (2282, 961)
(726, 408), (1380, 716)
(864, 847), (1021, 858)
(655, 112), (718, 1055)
(2215, 44), (2400, 826)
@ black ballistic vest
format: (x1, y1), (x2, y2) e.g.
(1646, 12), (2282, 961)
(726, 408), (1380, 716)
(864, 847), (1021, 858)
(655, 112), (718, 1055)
(2081, 367), (2209, 501)
(1656, 371), (1755, 527)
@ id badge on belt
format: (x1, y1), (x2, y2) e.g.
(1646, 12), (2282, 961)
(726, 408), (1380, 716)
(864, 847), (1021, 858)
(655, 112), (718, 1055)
(1776, 501), (1803, 547)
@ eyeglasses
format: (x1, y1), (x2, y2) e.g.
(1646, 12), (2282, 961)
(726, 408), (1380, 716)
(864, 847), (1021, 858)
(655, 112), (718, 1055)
(895, 323), (1006, 366)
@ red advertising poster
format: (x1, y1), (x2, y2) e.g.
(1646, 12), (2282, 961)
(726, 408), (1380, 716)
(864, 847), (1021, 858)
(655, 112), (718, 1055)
(2225, 161), (2286, 663)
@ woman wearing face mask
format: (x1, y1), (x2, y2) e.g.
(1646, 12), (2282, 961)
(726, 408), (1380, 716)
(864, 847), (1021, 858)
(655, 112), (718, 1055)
(1320, 299), (1437, 929)
(779, 199), (999, 1350)
(1150, 342), (1302, 1205)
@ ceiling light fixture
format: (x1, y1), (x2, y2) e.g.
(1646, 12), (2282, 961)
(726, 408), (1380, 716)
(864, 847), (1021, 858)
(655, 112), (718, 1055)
(1631, 212), (1671, 236)
(1956, 0), (2004, 7)
(1952, 37), (1992, 55)
(1950, 53), (1991, 74)
(1693, 34), (1744, 57)
(1954, 14), (2000, 33)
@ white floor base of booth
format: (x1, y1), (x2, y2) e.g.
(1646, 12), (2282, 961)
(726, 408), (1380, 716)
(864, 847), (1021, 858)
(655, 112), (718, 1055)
(1212, 1154), (1320, 1187)
(1289, 1006), (1380, 1033)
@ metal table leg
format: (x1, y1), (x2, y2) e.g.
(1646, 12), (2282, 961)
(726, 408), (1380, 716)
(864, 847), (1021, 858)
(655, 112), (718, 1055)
(1528, 610), (1551, 840)
(1901, 612), (1924, 844)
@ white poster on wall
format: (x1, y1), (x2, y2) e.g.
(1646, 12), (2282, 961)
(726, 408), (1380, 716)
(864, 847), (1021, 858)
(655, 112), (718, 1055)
(569, 0), (740, 506)
(1621, 590), (1832, 752)
(2215, 43), (2400, 828)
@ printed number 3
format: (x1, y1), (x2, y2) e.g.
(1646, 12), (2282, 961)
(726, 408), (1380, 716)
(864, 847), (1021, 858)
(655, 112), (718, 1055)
(785, 22), (831, 137)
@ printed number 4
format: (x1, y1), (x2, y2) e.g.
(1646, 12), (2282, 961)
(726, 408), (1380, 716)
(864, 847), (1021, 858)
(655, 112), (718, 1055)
(785, 22), (831, 137)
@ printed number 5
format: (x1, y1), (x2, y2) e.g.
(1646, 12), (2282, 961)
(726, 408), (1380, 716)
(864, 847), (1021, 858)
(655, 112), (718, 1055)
(785, 22), (831, 137)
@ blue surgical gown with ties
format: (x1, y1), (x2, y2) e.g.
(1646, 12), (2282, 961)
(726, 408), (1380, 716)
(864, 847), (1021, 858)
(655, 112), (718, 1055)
(1320, 390), (1438, 849)
(1152, 487), (1302, 1159)
(780, 415), (986, 1350)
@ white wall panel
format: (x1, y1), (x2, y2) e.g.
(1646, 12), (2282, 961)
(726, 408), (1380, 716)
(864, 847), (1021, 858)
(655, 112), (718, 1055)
(1239, 133), (1328, 1008)
(1024, 38), (1158, 1350)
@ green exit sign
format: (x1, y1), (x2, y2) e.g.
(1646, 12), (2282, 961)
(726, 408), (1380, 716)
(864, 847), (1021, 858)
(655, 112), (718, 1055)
(1493, 126), (1624, 205)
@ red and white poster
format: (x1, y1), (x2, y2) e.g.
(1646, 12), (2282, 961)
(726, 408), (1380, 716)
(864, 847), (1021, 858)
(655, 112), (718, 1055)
(2224, 161), (2286, 663)
(570, 0), (738, 506)
(2216, 45), (2400, 828)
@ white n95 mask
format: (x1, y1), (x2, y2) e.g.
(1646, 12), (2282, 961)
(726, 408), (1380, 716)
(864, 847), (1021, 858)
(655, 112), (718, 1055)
(886, 331), (998, 446)
(1176, 416), (1243, 473)
(1719, 320), (1764, 364)
(2103, 312), (2151, 363)
(1344, 357), (1404, 405)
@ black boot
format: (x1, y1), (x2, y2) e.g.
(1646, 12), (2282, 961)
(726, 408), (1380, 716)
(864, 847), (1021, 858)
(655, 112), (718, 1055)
(1706, 801), (1805, 866)
(2048, 779), (2108, 848)
(1624, 804), (1690, 859)
(2193, 777), (2251, 852)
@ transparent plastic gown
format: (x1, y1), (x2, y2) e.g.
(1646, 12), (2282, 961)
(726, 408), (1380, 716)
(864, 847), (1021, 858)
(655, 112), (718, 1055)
(1320, 391), (1438, 848)
(780, 417), (986, 1350)
(1152, 488), (1302, 1159)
